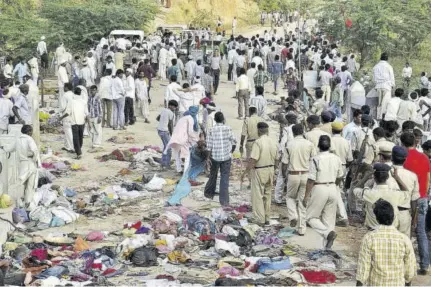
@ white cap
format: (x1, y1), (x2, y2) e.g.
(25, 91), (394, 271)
(126, 68), (133, 73)
(41, 36), (46, 40)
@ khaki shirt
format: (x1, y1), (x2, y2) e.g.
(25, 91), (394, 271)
(351, 127), (376, 165)
(393, 165), (420, 208)
(283, 136), (316, 171)
(305, 127), (331, 149)
(331, 134), (353, 165)
(250, 134), (277, 167)
(311, 98), (327, 115)
(354, 184), (409, 229)
(241, 114), (263, 141)
(374, 138), (395, 157)
(319, 123), (332, 135)
(309, 151), (344, 183)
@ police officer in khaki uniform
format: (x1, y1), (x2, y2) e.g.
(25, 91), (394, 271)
(392, 146), (420, 237)
(353, 163), (410, 232)
(331, 121), (353, 227)
(242, 122), (277, 226)
(240, 106), (264, 158)
(319, 111), (333, 134)
(305, 115), (331, 149)
(373, 127), (395, 159)
(303, 135), (344, 249)
(282, 124), (316, 235)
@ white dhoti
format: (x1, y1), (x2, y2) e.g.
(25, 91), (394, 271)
(88, 117), (103, 147)
(139, 98), (150, 120)
(62, 118), (73, 151)
(376, 88), (392, 120)
(159, 61), (167, 80)
(18, 160), (38, 205)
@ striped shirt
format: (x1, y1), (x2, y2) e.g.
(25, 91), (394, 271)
(356, 225), (416, 286)
(88, 95), (102, 119)
(372, 60), (395, 90)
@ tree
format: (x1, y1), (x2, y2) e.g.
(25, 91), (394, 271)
(318, 0), (431, 68)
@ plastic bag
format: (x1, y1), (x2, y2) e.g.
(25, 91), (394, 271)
(129, 247), (159, 267)
(257, 257), (292, 273)
(145, 174), (167, 191)
(86, 231), (104, 241)
(12, 208), (29, 223)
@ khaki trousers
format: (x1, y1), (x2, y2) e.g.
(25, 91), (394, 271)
(321, 85), (331, 103)
(238, 89), (250, 118)
(245, 141), (254, 159)
(306, 184), (338, 239)
(398, 209), (412, 237)
(251, 167), (274, 224)
(88, 118), (103, 147)
(286, 173), (308, 234)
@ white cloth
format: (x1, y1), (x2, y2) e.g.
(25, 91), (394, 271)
(247, 68), (257, 95)
(58, 66), (69, 88)
(174, 90), (194, 113)
(3, 64), (12, 79)
(80, 66), (94, 87)
(135, 78), (149, 100)
(14, 93), (32, 124)
(99, 76), (112, 100)
(88, 117), (102, 147)
(402, 67), (412, 78)
(191, 84), (205, 104)
(252, 56), (264, 68)
(236, 75), (250, 92)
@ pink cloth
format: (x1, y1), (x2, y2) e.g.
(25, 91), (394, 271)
(165, 115), (199, 159)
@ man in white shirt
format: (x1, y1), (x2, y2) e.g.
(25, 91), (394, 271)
(2, 125), (41, 205)
(343, 109), (362, 142)
(164, 74), (182, 107)
(383, 88), (403, 122)
(285, 54), (296, 71)
(159, 45), (168, 80)
(37, 36), (48, 69)
(318, 64), (333, 103)
(80, 60), (95, 88)
(57, 59), (70, 99)
(12, 84), (32, 125)
(173, 83), (195, 117)
(191, 77), (206, 104)
(420, 72), (429, 89)
(105, 56), (116, 76)
(232, 17), (237, 36)
(123, 68), (136, 125)
(28, 54), (39, 83)
(0, 96), (14, 134)
(249, 86), (267, 117)
(59, 83), (75, 152)
(135, 71), (150, 123)
(55, 42), (66, 68)
(60, 87), (89, 159)
(111, 69), (126, 130)
(247, 63), (257, 97)
(372, 52), (395, 120)
(402, 62), (412, 88)
(185, 55), (197, 84)
(99, 69), (113, 127)
(3, 57), (13, 81)
(227, 47), (237, 81)
(167, 43), (177, 68)
(251, 51), (264, 69)
(236, 68), (250, 119)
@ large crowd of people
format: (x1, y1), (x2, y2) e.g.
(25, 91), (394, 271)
(1, 13), (431, 286)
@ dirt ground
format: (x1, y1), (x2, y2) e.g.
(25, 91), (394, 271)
(32, 24), (431, 285)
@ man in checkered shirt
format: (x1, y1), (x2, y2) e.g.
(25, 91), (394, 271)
(204, 111), (237, 206)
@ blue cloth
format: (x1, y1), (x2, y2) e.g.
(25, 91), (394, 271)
(189, 146), (206, 181)
(416, 198), (430, 270)
(184, 106), (199, 131)
(257, 257), (292, 273)
(167, 161), (191, 206)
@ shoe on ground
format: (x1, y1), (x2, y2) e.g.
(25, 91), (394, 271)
(325, 231), (337, 249)
(289, 219), (297, 227)
(418, 268), (429, 276)
(336, 219), (349, 227)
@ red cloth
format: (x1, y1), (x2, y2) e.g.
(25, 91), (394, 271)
(30, 249), (48, 261)
(299, 270), (336, 284)
(404, 149), (430, 198)
(345, 19), (352, 28)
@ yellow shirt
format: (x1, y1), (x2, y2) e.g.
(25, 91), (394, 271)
(250, 134), (277, 168)
(241, 115), (264, 141)
(283, 136), (316, 171)
(357, 225), (416, 286)
(331, 134), (353, 165)
(305, 127), (331, 149)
